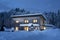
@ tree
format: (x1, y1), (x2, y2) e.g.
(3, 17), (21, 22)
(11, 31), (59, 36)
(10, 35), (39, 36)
(44, 12), (57, 27)
(56, 10), (60, 28)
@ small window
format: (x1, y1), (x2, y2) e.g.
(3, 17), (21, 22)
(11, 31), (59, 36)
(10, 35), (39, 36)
(24, 20), (29, 23)
(16, 21), (19, 23)
(33, 19), (37, 23)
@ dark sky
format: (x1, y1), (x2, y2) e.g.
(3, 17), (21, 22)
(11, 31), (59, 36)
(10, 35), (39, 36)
(0, 0), (60, 13)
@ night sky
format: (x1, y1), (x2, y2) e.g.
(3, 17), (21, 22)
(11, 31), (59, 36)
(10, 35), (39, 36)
(0, 0), (60, 13)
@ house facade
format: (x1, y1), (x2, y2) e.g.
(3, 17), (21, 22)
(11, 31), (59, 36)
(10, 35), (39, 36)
(11, 13), (46, 31)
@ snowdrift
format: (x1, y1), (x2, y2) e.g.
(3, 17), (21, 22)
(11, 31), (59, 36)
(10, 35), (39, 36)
(0, 29), (60, 40)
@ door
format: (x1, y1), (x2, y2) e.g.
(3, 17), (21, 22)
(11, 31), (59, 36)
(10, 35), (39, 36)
(24, 26), (29, 31)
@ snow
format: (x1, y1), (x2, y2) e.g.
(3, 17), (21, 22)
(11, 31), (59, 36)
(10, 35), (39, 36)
(20, 23), (39, 26)
(44, 24), (56, 27)
(11, 13), (46, 20)
(0, 29), (60, 40)
(11, 13), (42, 17)
(4, 27), (14, 32)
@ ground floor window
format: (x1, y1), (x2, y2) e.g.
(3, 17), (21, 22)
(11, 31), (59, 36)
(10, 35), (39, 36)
(15, 27), (19, 31)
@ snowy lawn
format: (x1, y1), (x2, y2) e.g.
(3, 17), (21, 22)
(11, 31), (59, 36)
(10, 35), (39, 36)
(0, 29), (60, 40)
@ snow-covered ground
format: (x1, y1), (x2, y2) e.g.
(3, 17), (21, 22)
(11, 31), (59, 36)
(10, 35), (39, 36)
(0, 29), (60, 40)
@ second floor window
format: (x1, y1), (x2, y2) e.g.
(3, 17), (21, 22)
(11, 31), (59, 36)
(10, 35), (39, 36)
(16, 20), (19, 23)
(24, 20), (29, 23)
(33, 19), (37, 23)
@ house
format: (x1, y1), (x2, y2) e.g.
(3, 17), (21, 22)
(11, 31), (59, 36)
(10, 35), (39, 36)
(11, 13), (46, 31)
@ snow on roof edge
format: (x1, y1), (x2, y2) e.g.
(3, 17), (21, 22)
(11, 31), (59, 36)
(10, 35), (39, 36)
(11, 13), (42, 17)
(11, 13), (46, 20)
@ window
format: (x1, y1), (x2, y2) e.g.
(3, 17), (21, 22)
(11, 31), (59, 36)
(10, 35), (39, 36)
(15, 27), (19, 31)
(16, 21), (19, 23)
(24, 20), (29, 23)
(33, 19), (37, 23)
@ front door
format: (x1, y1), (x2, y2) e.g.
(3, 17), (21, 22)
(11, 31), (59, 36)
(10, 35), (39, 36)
(24, 26), (29, 31)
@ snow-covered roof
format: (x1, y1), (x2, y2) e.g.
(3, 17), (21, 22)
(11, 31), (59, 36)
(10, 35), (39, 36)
(11, 13), (46, 20)
(43, 24), (56, 27)
(11, 13), (42, 17)
(0, 29), (60, 40)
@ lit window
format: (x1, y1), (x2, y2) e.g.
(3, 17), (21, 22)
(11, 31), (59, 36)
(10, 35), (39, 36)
(33, 19), (37, 23)
(24, 20), (29, 23)
(24, 27), (29, 31)
(16, 21), (19, 23)
(15, 27), (19, 31)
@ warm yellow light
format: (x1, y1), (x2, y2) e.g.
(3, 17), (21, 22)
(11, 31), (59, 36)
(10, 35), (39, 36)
(15, 27), (19, 31)
(33, 19), (37, 23)
(16, 21), (19, 23)
(24, 27), (29, 31)
(24, 20), (29, 23)
(44, 27), (46, 30)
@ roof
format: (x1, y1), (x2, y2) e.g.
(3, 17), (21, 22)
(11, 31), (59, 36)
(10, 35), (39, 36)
(11, 13), (46, 20)
(43, 24), (56, 27)
(11, 13), (42, 17)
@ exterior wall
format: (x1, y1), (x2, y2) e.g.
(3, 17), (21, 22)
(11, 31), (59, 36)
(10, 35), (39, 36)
(11, 15), (45, 31)
(40, 16), (45, 25)
(40, 16), (45, 30)
(12, 16), (40, 24)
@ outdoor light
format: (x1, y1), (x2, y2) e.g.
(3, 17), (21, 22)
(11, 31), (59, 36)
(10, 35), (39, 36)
(16, 21), (19, 23)
(44, 27), (46, 30)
